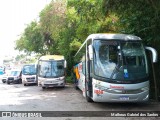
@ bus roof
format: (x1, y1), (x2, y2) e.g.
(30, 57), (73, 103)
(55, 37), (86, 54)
(86, 33), (141, 41)
(23, 64), (35, 67)
(39, 55), (65, 61)
(74, 33), (142, 57)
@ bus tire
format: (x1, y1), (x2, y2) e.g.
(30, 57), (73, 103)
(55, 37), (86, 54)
(85, 82), (93, 102)
(74, 80), (78, 90)
(42, 87), (45, 90)
(2, 80), (5, 83)
(75, 85), (79, 90)
(73, 74), (78, 90)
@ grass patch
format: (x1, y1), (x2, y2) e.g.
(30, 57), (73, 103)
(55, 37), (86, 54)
(66, 76), (73, 83)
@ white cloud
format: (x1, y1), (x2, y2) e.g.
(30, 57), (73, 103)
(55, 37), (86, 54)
(0, 0), (51, 57)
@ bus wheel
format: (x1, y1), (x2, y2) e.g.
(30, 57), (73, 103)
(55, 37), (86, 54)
(42, 87), (45, 90)
(2, 80), (5, 83)
(73, 75), (78, 90)
(74, 82), (78, 90)
(85, 82), (93, 102)
(75, 85), (78, 90)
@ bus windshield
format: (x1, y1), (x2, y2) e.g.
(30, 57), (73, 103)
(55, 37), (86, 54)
(39, 60), (64, 78)
(22, 65), (36, 75)
(10, 71), (21, 76)
(93, 40), (148, 81)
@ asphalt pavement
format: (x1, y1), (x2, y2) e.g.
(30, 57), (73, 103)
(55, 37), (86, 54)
(0, 80), (159, 120)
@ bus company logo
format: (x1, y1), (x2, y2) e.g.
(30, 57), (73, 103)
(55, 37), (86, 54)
(2, 112), (12, 117)
(110, 85), (124, 89)
(94, 89), (104, 95)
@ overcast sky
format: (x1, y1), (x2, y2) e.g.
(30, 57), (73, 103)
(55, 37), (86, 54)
(0, 0), (51, 58)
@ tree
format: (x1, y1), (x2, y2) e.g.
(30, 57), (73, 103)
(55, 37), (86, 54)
(15, 21), (44, 54)
(39, 0), (67, 54)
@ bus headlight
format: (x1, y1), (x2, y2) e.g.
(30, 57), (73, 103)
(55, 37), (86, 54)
(59, 76), (65, 81)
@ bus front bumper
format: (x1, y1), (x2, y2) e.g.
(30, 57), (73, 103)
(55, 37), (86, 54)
(38, 79), (65, 88)
(92, 89), (149, 102)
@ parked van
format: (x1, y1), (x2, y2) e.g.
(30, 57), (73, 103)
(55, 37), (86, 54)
(2, 70), (11, 83)
(6, 69), (22, 84)
(22, 64), (37, 86)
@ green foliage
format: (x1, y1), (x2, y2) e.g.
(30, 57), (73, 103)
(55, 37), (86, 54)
(103, 0), (160, 47)
(58, 0), (107, 75)
(39, 0), (67, 54)
(69, 39), (81, 52)
(15, 54), (26, 61)
(67, 0), (105, 36)
(66, 76), (73, 83)
(15, 21), (44, 54)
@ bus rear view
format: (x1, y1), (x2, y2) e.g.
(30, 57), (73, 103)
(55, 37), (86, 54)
(74, 33), (157, 102)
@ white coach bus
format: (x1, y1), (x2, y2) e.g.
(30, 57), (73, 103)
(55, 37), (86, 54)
(73, 33), (157, 102)
(37, 55), (66, 89)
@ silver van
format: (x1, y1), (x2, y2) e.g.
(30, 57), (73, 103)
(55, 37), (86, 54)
(6, 69), (22, 84)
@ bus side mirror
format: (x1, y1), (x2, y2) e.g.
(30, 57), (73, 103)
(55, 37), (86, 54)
(88, 45), (93, 60)
(64, 60), (67, 68)
(145, 47), (158, 63)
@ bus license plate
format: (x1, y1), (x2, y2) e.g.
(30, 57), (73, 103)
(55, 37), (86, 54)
(120, 96), (129, 100)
